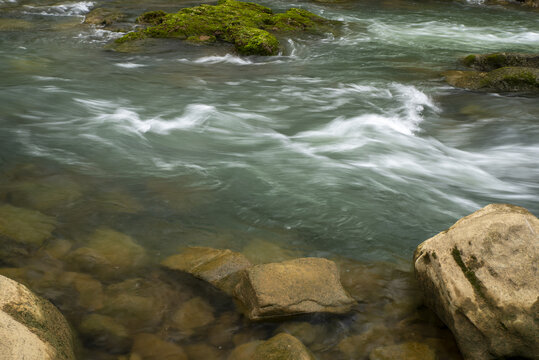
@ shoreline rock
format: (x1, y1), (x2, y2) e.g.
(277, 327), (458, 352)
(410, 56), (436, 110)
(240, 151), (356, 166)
(414, 204), (539, 359)
(0, 275), (77, 360)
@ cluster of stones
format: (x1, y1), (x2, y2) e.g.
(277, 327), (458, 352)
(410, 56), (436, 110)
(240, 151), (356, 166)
(1, 162), (537, 360)
(443, 52), (539, 92)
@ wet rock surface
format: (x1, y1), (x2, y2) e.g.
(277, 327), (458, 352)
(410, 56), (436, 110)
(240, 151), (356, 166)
(161, 246), (251, 295)
(234, 257), (356, 320)
(414, 204), (539, 360)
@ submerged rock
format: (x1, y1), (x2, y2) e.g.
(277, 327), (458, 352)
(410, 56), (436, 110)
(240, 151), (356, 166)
(251, 333), (315, 360)
(101, 277), (173, 329)
(115, 0), (338, 55)
(0, 204), (56, 247)
(170, 296), (215, 336)
(66, 227), (148, 280)
(78, 313), (131, 353)
(161, 246), (251, 295)
(414, 204), (539, 360)
(234, 257), (355, 320)
(0, 275), (76, 360)
(241, 238), (301, 264)
(130, 333), (187, 360)
(369, 342), (436, 360)
(443, 67), (539, 92)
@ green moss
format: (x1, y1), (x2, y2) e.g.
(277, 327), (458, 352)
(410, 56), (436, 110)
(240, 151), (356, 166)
(484, 53), (507, 69)
(483, 67), (539, 91)
(116, 0), (337, 55)
(451, 247), (486, 301)
(462, 54), (476, 67)
(136, 10), (167, 25)
(3, 300), (74, 359)
(233, 27), (279, 55)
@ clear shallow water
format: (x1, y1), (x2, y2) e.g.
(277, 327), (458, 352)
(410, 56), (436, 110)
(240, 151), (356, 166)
(0, 0), (538, 358)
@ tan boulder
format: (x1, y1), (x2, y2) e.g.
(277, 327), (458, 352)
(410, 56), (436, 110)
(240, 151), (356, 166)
(234, 257), (355, 320)
(414, 204), (539, 360)
(0, 275), (76, 360)
(161, 246), (251, 295)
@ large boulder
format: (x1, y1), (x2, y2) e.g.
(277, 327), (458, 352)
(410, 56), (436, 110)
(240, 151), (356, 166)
(161, 246), (251, 295)
(234, 257), (355, 320)
(0, 275), (76, 360)
(414, 204), (539, 360)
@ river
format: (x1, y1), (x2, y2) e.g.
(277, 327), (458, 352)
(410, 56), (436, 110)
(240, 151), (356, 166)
(0, 0), (538, 358)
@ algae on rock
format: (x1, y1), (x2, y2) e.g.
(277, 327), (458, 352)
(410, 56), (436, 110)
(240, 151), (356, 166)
(116, 0), (338, 55)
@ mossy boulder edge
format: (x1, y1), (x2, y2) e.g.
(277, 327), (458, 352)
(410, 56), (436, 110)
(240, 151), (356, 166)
(115, 0), (338, 55)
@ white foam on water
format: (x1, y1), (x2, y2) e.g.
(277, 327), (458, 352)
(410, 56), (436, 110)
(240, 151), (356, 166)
(367, 19), (539, 50)
(115, 62), (147, 69)
(75, 28), (123, 43)
(23, 1), (93, 16)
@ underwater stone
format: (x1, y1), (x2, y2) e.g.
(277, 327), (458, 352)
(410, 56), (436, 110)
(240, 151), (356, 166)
(66, 227), (148, 280)
(234, 257), (355, 320)
(369, 342), (436, 360)
(78, 313), (131, 353)
(171, 296), (215, 336)
(0, 204), (56, 247)
(130, 333), (187, 360)
(414, 204), (539, 360)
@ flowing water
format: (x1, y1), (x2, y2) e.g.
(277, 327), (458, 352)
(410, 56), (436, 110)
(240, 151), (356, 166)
(0, 0), (538, 358)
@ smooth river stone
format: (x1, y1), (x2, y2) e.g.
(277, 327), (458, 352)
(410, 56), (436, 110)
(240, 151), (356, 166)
(234, 257), (355, 320)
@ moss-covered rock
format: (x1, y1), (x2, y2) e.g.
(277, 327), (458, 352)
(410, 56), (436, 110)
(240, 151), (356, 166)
(443, 67), (539, 92)
(462, 52), (539, 71)
(116, 0), (338, 55)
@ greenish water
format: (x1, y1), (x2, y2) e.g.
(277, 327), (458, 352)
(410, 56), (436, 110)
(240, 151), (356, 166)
(0, 0), (538, 358)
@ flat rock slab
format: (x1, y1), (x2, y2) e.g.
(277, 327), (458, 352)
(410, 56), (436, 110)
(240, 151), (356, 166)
(234, 257), (355, 320)
(161, 246), (251, 295)
(414, 204), (539, 360)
